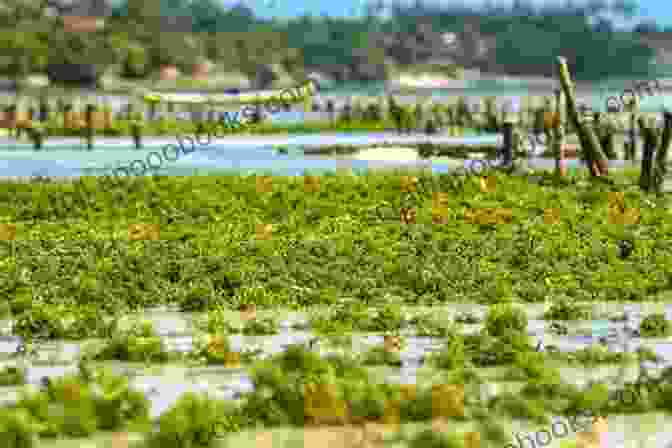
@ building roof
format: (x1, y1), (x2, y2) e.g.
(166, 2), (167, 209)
(158, 15), (193, 32)
(52, 0), (111, 17)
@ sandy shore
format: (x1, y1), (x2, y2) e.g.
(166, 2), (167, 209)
(352, 146), (421, 161)
(351, 147), (472, 169)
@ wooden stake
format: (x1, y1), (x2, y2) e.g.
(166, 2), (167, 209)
(638, 115), (658, 192)
(653, 111), (672, 192)
(556, 57), (608, 177)
(553, 88), (567, 177)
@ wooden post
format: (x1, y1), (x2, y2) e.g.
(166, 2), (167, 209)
(414, 101), (423, 132)
(456, 96), (466, 128)
(542, 96), (554, 153)
(525, 96), (533, 131)
(85, 104), (95, 150)
(532, 96), (542, 131)
(502, 122), (514, 166)
(533, 96), (543, 132)
(510, 98), (527, 172)
(533, 96), (542, 130)
(55, 97), (63, 129)
(593, 112), (616, 159)
(653, 111), (672, 192)
(445, 104), (453, 134)
(14, 98), (22, 140)
(38, 97), (49, 122)
(6, 104), (15, 138)
(638, 115), (658, 192)
(556, 56), (608, 177)
(388, 96), (400, 134)
(626, 96), (640, 162)
(326, 98), (335, 127)
(475, 98), (484, 132)
(553, 88), (567, 177)
(484, 97), (497, 132)
(29, 127), (44, 150)
(131, 121), (142, 149)
(501, 98), (510, 125)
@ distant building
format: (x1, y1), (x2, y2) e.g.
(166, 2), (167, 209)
(192, 60), (213, 80)
(46, 0), (111, 32)
(159, 66), (180, 81)
(62, 15), (105, 32)
(158, 15), (193, 32)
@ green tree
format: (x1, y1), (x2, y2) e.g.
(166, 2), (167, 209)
(0, 30), (48, 78)
(150, 32), (200, 71)
(189, 0), (228, 32)
(122, 44), (149, 79)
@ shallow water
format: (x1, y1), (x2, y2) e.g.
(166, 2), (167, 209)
(3, 130), (672, 181)
(3, 302), (672, 447)
(0, 133), (498, 178)
(4, 302), (672, 389)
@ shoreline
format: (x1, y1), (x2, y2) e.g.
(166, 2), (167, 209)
(0, 155), (652, 183)
(1, 133), (669, 182)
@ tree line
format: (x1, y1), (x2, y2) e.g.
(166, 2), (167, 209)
(0, 0), (664, 85)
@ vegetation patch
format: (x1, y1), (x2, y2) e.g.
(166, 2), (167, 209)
(543, 298), (592, 321)
(639, 313), (671, 337)
(81, 320), (172, 363)
(2, 170), (672, 343)
(0, 365), (150, 441)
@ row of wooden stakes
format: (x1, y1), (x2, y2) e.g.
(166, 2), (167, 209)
(0, 110), (115, 130)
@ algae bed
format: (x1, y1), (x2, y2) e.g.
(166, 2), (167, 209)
(1, 167), (672, 448)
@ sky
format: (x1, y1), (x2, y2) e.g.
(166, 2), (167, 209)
(219, 0), (672, 27)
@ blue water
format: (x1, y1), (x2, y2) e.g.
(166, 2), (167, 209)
(0, 151), (628, 179)
(591, 320), (612, 339)
(0, 149), (460, 177)
(321, 78), (672, 112)
(0, 130), (642, 178)
(0, 133), (501, 178)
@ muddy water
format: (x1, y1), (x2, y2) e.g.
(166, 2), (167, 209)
(2, 302), (672, 447)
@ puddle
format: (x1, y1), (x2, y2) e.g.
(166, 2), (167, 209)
(136, 309), (192, 337)
(25, 364), (79, 386)
(528, 319), (546, 334)
(241, 331), (315, 356)
(0, 336), (22, 356)
(163, 335), (195, 353)
(219, 374), (255, 397)
(648, 341), (672, 365)
(132, 376), (213, 419)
